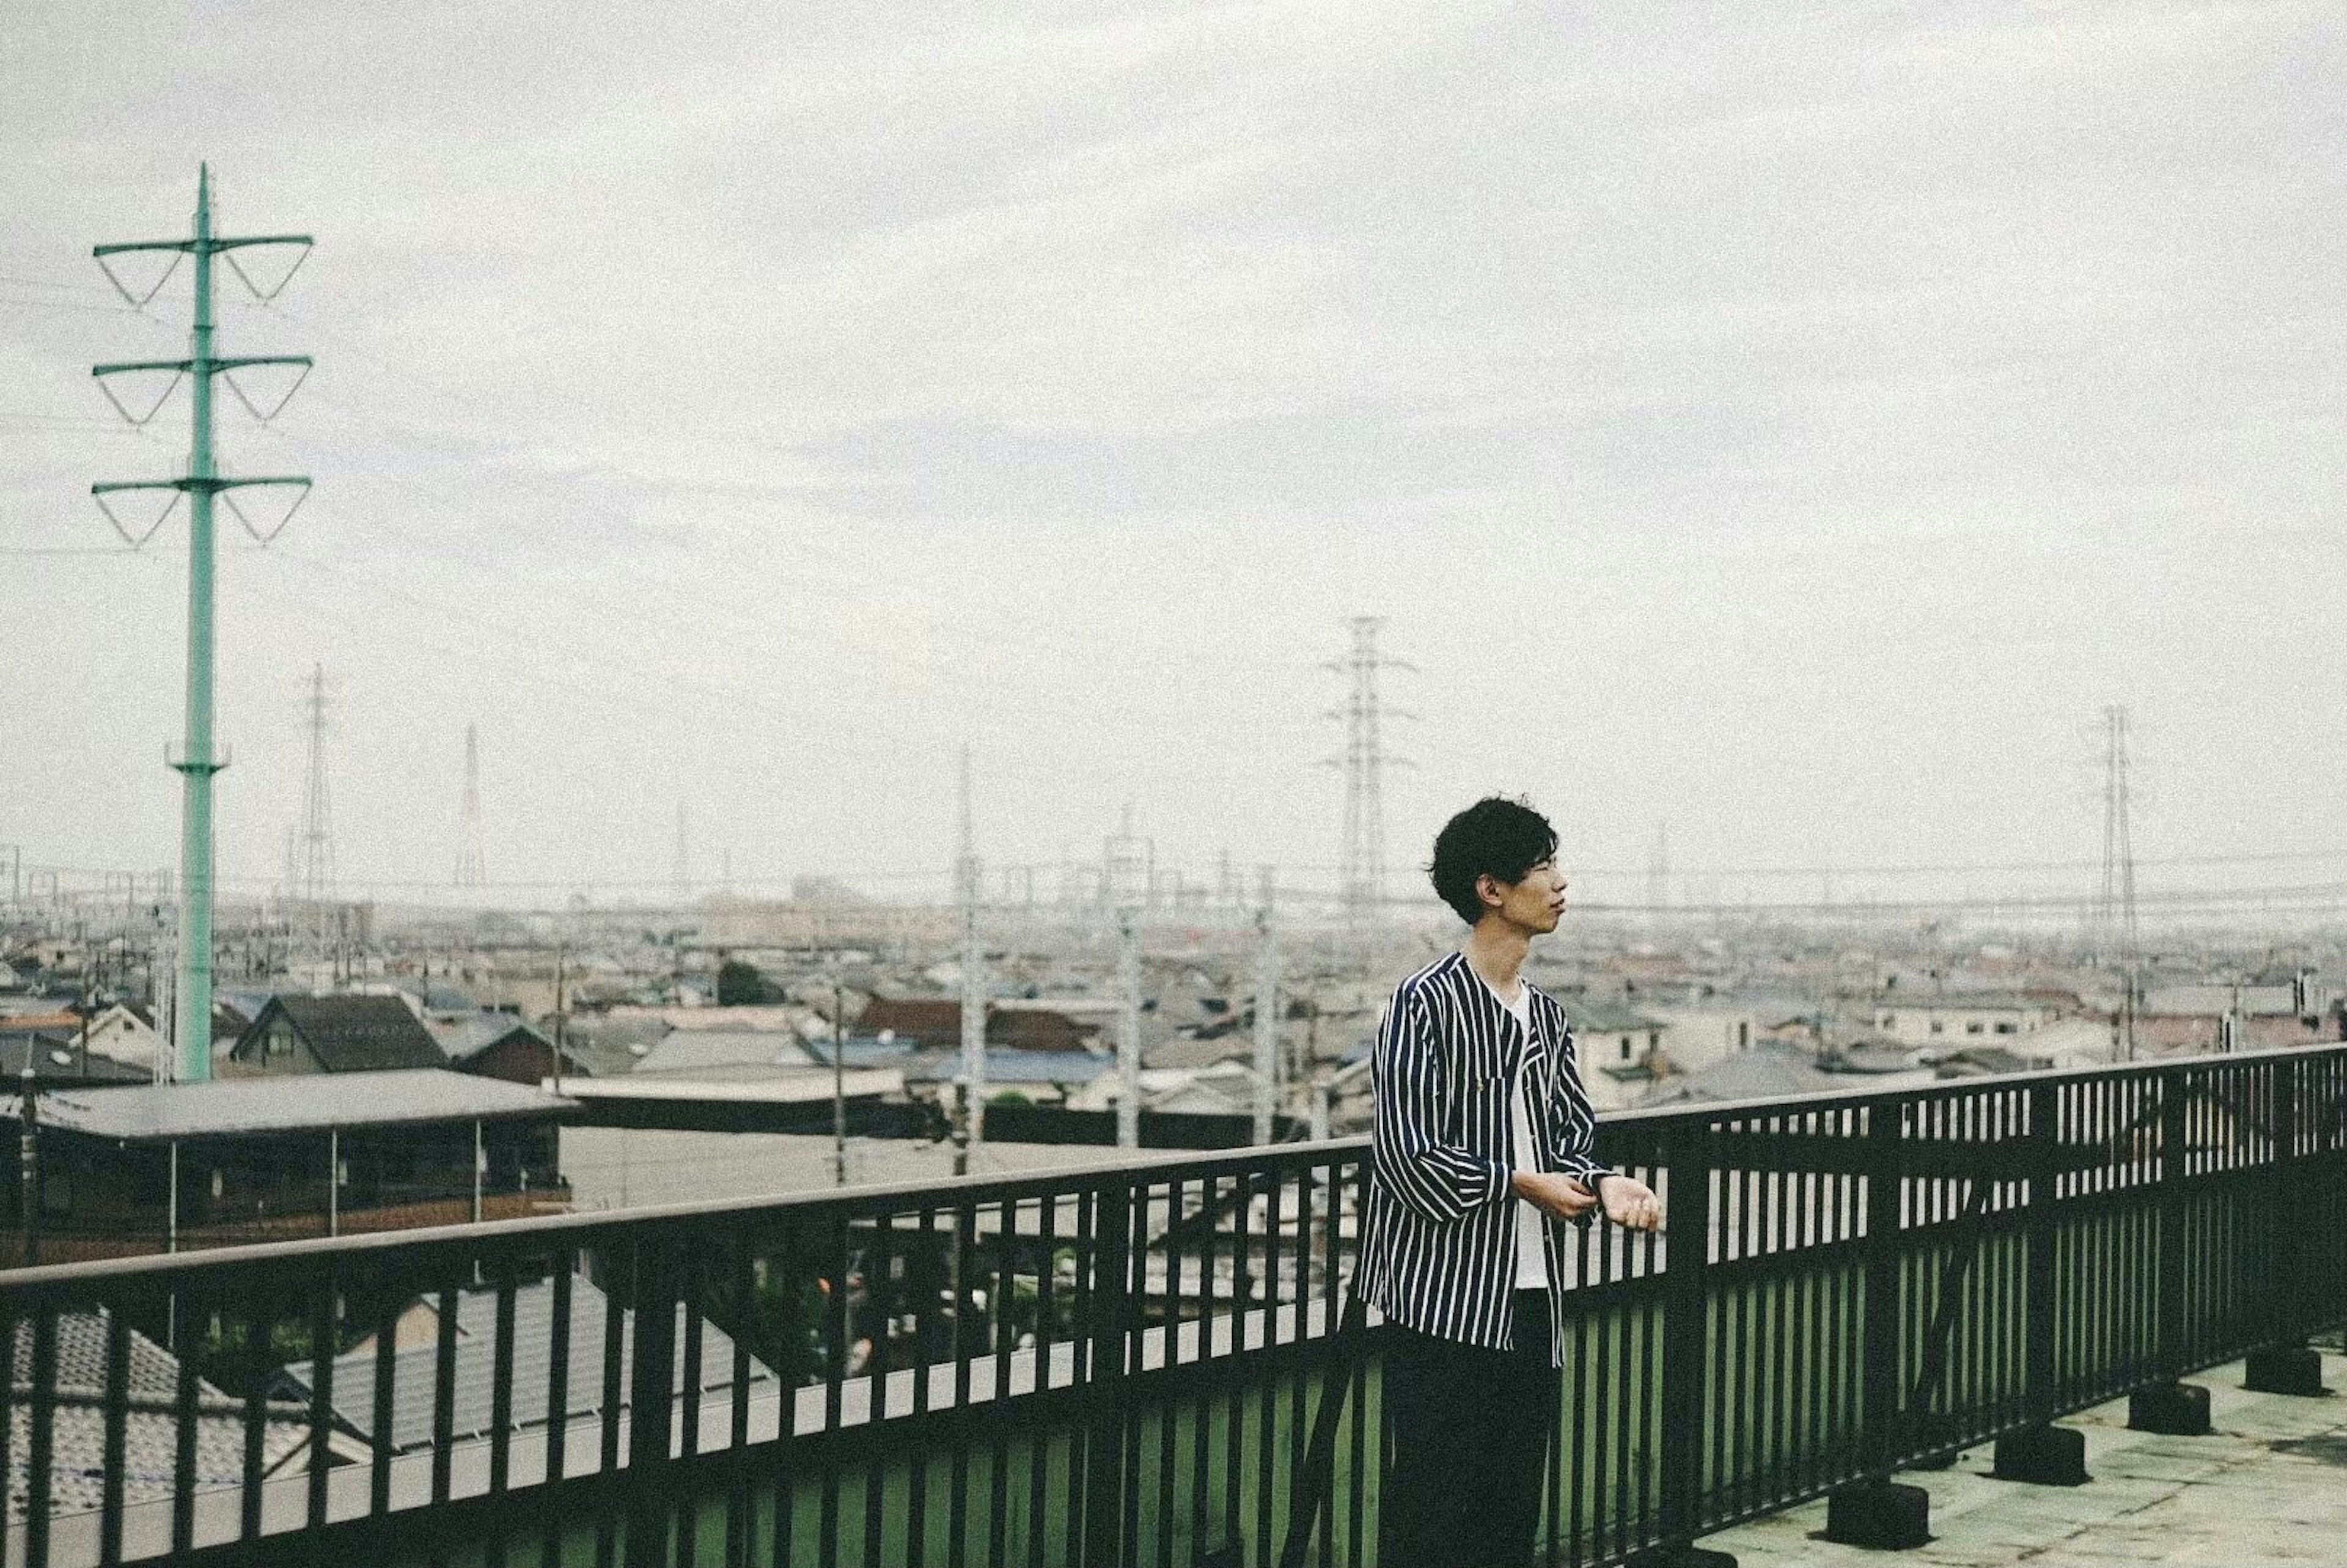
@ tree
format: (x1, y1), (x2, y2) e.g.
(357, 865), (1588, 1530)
(717, 958), (784, 1006)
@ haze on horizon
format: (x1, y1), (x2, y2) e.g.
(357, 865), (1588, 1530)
(3, 2), (2343, 916)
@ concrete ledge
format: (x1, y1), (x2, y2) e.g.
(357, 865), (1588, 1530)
(1823, 1479), (1931, 1550)
(1990, 1424), (2090, 1487)
(2128, 1382), (2213, 1436)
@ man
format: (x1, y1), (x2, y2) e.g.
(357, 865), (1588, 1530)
(1354, 796), (1663, 1568)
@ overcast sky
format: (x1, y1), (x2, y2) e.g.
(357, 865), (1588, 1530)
(4, 1), (2343, 914)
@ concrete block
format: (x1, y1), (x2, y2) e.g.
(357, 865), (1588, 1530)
(1625, 1548), (1737, 1568)
(2244, 1345), (2328, 1398)
(1823, 1479), (1931, 1550)
(2128, 1381), (2213, 1435)
(1990, 1423), (2090, 1486)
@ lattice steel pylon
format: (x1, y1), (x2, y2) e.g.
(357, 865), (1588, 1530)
(455, 723), (487, 888)
(297, 663), (335, 909)
(1327, 618), (1411, 935)
(2096, 705), (2141, 1058)
(92, 166), (313, 1083)
(956, 744), (986, 1155)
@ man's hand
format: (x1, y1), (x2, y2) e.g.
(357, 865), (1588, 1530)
(1510, 1169), (1598, 1222)
(1594, 1174), (1663, 1231)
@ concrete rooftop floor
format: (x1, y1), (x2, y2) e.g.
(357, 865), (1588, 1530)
(1704, 1346), (2347, 1567)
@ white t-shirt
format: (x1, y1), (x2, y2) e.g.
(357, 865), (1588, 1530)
(1480, 974), (1549, 1290)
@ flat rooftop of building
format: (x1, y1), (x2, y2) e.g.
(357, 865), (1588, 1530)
(554, 1066), (902, 1104)
(9, 1068), (577, 1141)
(1706, 1346), (2347, 1567)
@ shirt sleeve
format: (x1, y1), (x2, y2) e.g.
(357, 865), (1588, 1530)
(1370, 981), (1511, 1220)
(1544, 1022), (1612, 1185)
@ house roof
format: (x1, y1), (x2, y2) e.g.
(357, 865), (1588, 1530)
(8, 1310), (307, 1521)
(1563, 999), (1666, 1034)
(274, 1274), (774, 1453)
(241, 994), (446, 1072)
(13, 1069), (576, 1141)
(1637, 1039), (1930, 1108)
(0, 1035), (151, 1085)
(428, 1013), (553, 1064)
(905, 1048), (1114, 1086)
(634, 1029), (808, 1075)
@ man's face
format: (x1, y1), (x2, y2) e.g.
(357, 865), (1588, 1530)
(1479, 854), (1568, 934)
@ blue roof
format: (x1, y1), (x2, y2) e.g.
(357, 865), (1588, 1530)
(801, 1036), (939, 1070)
(905, 1049), (1112, 1086)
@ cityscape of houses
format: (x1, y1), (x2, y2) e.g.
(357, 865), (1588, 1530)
(7, 879), (2339, 1270)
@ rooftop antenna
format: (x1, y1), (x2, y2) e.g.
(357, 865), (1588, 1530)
(92, 166), (314, 1083)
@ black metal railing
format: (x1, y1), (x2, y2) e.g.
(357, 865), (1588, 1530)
(1, 1046), (2341, 1567)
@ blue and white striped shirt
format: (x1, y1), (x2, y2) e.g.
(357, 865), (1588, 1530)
(1354, 950), (1611, 1360)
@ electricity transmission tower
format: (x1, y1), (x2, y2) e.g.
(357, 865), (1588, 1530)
(455, 724), (487, 888)
(956, 745), (986, 1160)
(1648, 821), (1671, 930)
(1328, 618), (1410, 935)
(296, 664), (336, 910)
(2096, 705), (2141, 1059)
(91, 166), (313, 1083)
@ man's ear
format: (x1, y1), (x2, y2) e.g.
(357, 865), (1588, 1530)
(1475, 873), (1504, 911)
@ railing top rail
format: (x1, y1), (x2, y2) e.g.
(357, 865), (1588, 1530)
(4, 1041), (2338, 1294)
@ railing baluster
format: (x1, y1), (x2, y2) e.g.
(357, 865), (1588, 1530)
(625, 1231), (680, 1568)
(491, 1258), (518, 1497)
(945, 1203), (972, 1568)
(547, 1252), (574, 1568)
(990, 1198), (1014, 1567)
(0, 1297), (16, 1568)
(369, 1282), (395, 1520)
(431, 1270), (459, 1511)
(675, 1240), (702, 1568)
(24, 1301), (57, 1568)
(99, 1295), (131, 1564)
(303, 1273), (334, 1535)
(1079, 1176), (1133, 1568)
(548, 1252), (573, 1486)
(1652, 1119), (1715, 1561)
(908, 1207), (933, 1568)
(240, 1296), (268, 1542)
(724, 1232), (750, 1568)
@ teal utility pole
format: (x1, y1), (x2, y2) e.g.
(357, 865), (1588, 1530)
(91, 166), (314, 1083)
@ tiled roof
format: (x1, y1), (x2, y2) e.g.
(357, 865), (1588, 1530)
(6, 1311), (307, 1522)
(275, 1275), (774, 1453)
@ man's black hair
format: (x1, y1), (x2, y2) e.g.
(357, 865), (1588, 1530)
(1428, 796), (1559, 925)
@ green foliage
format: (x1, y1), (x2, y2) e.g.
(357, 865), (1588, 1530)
(716, 958), (785, 1006)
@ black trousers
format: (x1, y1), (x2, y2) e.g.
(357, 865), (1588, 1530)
(1379, 1289), (1559, 1568)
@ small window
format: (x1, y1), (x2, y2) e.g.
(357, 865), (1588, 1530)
(1993, 1022), (2017, 1035)
(1929, 1020), (1944, 1035)
(1620, 1038), (1633, 1061)
(1966, 1021), (1984, 1036)
(1881, 1014), (1897, 1030)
